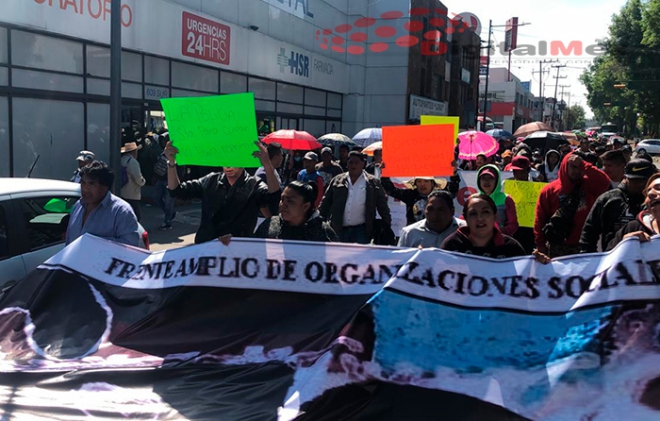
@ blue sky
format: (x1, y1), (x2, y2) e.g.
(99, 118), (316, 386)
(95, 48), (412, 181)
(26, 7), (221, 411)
(442, 0), (629, 118)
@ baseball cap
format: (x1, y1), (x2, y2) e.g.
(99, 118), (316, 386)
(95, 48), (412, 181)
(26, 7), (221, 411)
(76, 150), (95, 162)
(321, 147), (333, 156)
(303, 152), (319, 162)
(510, 155), (531, 171)
(624, 159), (656, 179)
(479, 168), (498, 179)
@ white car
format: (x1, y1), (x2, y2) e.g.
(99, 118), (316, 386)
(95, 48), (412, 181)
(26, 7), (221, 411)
(0, 178), (149, 289)
(634, 139), (660, 155)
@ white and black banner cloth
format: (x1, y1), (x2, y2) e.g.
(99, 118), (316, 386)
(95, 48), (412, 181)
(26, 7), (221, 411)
(1, 234), (659, 420)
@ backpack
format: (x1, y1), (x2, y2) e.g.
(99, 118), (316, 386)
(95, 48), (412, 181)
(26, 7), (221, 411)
(120, 157), (131, 188)
(153, 153), (168, 177)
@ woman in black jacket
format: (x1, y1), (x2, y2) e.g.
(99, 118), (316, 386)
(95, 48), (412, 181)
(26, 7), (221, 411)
(441, 193), (526, 259)
(607, 173), (660, 250)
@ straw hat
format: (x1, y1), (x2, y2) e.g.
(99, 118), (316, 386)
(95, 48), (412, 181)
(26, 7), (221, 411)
(120, 142), (142, 153)
(404, 177), (448, 190)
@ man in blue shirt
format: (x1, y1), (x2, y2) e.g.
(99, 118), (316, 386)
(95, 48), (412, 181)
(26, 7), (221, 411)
(66, 161), (140, 246)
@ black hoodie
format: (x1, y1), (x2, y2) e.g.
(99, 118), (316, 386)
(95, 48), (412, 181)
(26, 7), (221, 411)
(580, 184), (646, 253)
(606, 210), (658, 251)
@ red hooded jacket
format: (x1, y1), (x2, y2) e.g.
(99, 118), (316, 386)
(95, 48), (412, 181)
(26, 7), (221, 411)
(534, 152), (610, 250)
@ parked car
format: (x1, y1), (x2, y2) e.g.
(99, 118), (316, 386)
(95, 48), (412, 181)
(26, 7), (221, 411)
(634, 139), (660, 155)
(0, 178), (149, 288)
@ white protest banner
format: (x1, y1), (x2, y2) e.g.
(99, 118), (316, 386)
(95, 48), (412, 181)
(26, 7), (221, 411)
(16, 233), (660, 421)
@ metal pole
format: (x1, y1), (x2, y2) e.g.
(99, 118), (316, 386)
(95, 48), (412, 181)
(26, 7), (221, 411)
(551, 66), (560, 130)
(109, 0), (122, 193)
(507, 50), (511, 81)
(482, 20), (492, 131)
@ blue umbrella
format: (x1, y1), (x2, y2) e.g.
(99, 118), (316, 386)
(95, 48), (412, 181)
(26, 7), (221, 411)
(352, 128), (382, 147)
(486, 129), (513, 139)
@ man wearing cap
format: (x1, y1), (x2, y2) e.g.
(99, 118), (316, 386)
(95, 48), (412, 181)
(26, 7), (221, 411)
(297, 152), (324, 207)
(580, 158), (657, 253)
(510, 155), (540, 182)
(120, 142), (146, 221)
(320, 151), (391, 244)
(316, 147), (344, 186)
(71, 151), (95, 183)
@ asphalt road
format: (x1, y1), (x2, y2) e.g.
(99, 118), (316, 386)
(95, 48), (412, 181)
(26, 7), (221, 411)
(138, 200), (199, 251)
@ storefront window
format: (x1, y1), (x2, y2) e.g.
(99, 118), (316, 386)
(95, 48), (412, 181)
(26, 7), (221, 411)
(277, 83), (303, 103)
(277, 103), (303, 114)
(12, 30), (83, 74)
(122, 51), (142, 83)
(255, 100), (276, 112)
(145, 56), (169, 86)
(0, 68), (7, 86)
(12, 98), (84, 180)
(122, 82), (143, 99)
(13, 69), (84, 93)
(327, 109), (342, 118)
(172, 61), (218, 92)
(249, 78), (276, 100)
(87, 103), (110, 165)
(303, 119), (325, 137)
(87, 78), (110, 96)
(87, 45), (110, 78)
(0, 97), (8, 177)
(0, 28), (7, 63)
(221, 72), (247, 94)
(171, 89), (210, 98)
(326, 121), (340, 134)
(328, 93), (342, 109)
(304, 88), (326, 107)
(304, 106), (325, 117)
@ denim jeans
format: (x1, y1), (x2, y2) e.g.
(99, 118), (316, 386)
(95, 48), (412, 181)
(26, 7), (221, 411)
(339, 224), (369, 244)
(154, 180), (175, 224)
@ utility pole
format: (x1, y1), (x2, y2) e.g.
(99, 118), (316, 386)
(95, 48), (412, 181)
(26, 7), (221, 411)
(550, 64), (566, 130)
(532, 59), (555, 123)
(559, 85), (571, 131)
(482, 20), (493, 131)
(109, 0), (122, 193)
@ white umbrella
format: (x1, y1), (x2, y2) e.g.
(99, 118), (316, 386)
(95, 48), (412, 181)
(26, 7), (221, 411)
(352, 128), (382, 147)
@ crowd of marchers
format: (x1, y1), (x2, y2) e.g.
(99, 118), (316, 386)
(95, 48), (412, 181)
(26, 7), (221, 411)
(64, 133), (659, 265)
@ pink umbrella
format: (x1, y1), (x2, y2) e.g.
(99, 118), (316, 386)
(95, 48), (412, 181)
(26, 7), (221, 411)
(457, 131), (498, 160)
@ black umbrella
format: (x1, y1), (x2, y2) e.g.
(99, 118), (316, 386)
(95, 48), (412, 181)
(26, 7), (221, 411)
(522, 131), (568, 153)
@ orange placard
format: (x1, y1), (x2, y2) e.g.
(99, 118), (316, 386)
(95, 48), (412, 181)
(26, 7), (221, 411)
(381, 124), (454, 178)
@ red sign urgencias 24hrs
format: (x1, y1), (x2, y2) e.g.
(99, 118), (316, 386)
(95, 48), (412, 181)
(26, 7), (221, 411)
(182, 11), (231, 65)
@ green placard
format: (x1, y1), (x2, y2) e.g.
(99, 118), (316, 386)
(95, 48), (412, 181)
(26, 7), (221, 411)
(160, 93), (260, 167)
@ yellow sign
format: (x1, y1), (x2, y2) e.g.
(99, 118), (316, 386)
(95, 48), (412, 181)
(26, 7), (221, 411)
(421, 116), (460, 143)
(503, 180), (547, 228)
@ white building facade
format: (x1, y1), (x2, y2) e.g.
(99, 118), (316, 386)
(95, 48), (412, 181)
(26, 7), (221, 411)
(0, 0), (452, 179)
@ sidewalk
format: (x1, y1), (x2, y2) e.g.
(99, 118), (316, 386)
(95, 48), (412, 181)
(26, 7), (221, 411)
(137, 197), (201, 251)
